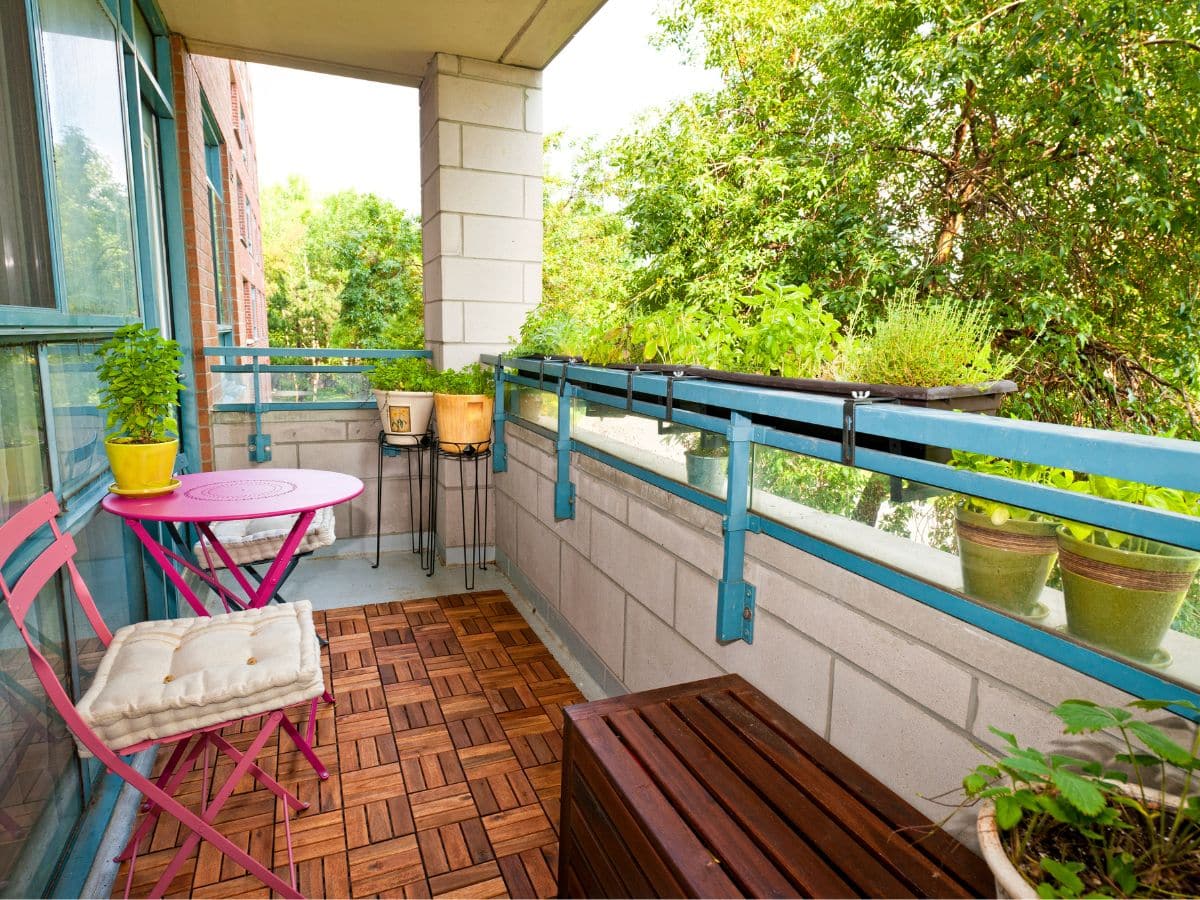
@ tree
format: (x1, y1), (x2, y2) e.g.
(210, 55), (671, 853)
(605, 0), (1200, 434)
(262, 177), (423, 351)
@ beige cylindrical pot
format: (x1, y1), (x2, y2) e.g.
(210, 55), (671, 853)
(978, 785), (1179, 899)
(374, 390), (434, 446)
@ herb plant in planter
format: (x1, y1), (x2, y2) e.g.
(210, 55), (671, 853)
(966, 698), (1200, 898)
(370, 357), (435, 446)
(950, 453), (1074, 618)
(1058, 477), (1200, 664)
(95, 324), (185, 494)
(433, 364), (494, 454)
(684, 431), (729, 495)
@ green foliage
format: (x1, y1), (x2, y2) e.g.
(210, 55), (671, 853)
(950, 452), (1075, 525)
(602, 0), (1200, 434)
(1061, 475), (1200, 553)
(837, 294), (1015, 387)
(963, 698), (1200, 897)
(94, 324), (184, 444)
(369, 357), (435, 393)
(433, 364), (492, 396)
(262, 177), (422, 351)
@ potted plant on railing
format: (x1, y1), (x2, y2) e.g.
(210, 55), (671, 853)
(433, 364), (494, 454)
(684, 431), (729, 494)
(96, 323), (185, 495)
(370, 357), (435, 446)
(949, 452), (1073, 619)
(1058, 477), (1200, 664)
(964, 697), (1200, 898)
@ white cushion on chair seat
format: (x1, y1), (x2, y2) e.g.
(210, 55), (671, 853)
(192, 506), (335, 568)
(75, 601), (324, 754)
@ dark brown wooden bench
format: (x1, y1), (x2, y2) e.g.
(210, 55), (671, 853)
(557, 674), (992, 898)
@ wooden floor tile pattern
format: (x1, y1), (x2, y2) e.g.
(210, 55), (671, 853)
(113, 591), (584, 899)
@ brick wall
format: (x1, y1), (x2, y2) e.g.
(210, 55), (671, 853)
(171, 41), (267, 469)
(493, 426), (1192, 847)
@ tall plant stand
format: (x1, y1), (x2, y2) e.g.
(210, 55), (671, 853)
(373, 429), (434, 574)
(429, 445), (491, 590)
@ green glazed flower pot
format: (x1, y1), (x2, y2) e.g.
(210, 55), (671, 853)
(1057, 528), (1200, 663)
(684, 451), (727, 496)
(955, 506), (1058, 618)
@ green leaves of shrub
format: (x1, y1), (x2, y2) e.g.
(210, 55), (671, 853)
(369, 357), (434, 392)
(95, 324), (185, 444)
(433, 364), (492, 396)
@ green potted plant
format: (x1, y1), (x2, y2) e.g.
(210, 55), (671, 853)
(949, 453), (1073, 618)
(370, 357), (435, 446)
(1058, 476), (1200, 664)
(684, 431), (729, 495)
(433, 364), (494, 454)
(95, 323), (185, 494)
(964, 697), (1199, 898)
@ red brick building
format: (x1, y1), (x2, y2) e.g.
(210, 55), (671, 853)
(170, 43), (267, 468)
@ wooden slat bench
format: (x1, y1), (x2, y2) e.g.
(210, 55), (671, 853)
(557, 674), (992, 898)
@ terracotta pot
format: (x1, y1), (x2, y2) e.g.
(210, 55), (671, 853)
(434, 393), (494, 454)
(374, 389), (434, 446)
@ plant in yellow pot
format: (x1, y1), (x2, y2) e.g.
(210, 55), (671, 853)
(433, 364), (494, 454)
(96, 324), (186, 494)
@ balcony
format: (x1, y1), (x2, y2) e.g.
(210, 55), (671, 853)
(79, 347), (1200, 898)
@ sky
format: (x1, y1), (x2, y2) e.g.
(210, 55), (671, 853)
(249, 0), (719, 215)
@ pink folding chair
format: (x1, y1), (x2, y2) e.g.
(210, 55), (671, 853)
(0, 494), (332, 898)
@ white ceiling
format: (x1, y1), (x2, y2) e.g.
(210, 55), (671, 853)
(158, 0), (609, 86)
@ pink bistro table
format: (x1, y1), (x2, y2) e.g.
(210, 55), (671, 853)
(102, 468), (363, 619)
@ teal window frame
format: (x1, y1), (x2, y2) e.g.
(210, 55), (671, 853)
(202, 99), (233, 344)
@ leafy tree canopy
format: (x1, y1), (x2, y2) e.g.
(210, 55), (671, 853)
(263, 176), (423, 351)
(582, 0), (1200, 434)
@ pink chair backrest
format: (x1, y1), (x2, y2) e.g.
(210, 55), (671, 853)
(0, 491), (113, 652)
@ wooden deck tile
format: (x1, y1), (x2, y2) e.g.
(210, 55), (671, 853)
(113, 590), (584, 899)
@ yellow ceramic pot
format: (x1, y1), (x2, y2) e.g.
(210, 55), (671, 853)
(105, 437), (178, 492)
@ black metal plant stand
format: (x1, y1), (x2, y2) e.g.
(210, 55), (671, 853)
(429, 444), (492, 591)
(373, 429), (434, 575)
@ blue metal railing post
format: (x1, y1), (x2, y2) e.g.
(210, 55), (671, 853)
(716, 411), (756, 643)
(554, 378), (576, 520)
(493, 359), (507, 473)
(247, 355), (272, 462)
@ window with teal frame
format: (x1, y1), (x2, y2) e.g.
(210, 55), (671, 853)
(203, 103), (233, 342)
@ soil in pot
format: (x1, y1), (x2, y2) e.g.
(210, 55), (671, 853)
(105, 437), (178, 493)
(435, 393), (494, 454)
(1057, 528), (1200, 663)
(955, 506), (1057, 618)
(374, 389), (434, 446)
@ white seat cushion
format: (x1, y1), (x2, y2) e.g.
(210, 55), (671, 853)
(75, 601), (325, 754)
(192, 506), (335, 568)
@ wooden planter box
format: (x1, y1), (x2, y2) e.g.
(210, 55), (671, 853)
(557, 674), (991, 898)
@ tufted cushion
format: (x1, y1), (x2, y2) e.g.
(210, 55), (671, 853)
(192, 506), (335, 568)
(75, 601), (324, 755)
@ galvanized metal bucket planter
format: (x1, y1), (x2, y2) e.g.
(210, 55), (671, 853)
(955, 505), (1057, 618)
(684, 450), (727, 495)
(1057, 528), (1200, 664)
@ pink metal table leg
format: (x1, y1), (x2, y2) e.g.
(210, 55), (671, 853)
(124, 519), (210, 616)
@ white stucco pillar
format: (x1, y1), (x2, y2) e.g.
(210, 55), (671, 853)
(419, 53), (544, 370)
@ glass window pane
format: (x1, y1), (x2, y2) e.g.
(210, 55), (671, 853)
(45, 342), (106, 495)
(209, 187), (231, 326)
(130, 0), (153, 68)
(39, 0), (138, 316)
(0, 576), (82, 898)
(0, 347), (49, 522)
(0, 2), (54, 308)
(139, 101), (170, 335)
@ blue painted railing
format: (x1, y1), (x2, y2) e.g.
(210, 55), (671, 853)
(483, 354), (1200, 717)
(204, 346), (431, 461)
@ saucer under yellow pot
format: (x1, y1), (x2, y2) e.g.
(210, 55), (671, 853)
(105, 437), (178, 492)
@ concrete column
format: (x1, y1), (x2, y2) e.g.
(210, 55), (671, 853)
(419, 53), (543, 370)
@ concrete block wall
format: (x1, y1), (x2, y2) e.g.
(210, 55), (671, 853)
(419, 53), (543, 369)
(211, 408), (495, 562)
(494, 426), (1190, 846)
(211, 409), (428, 548)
